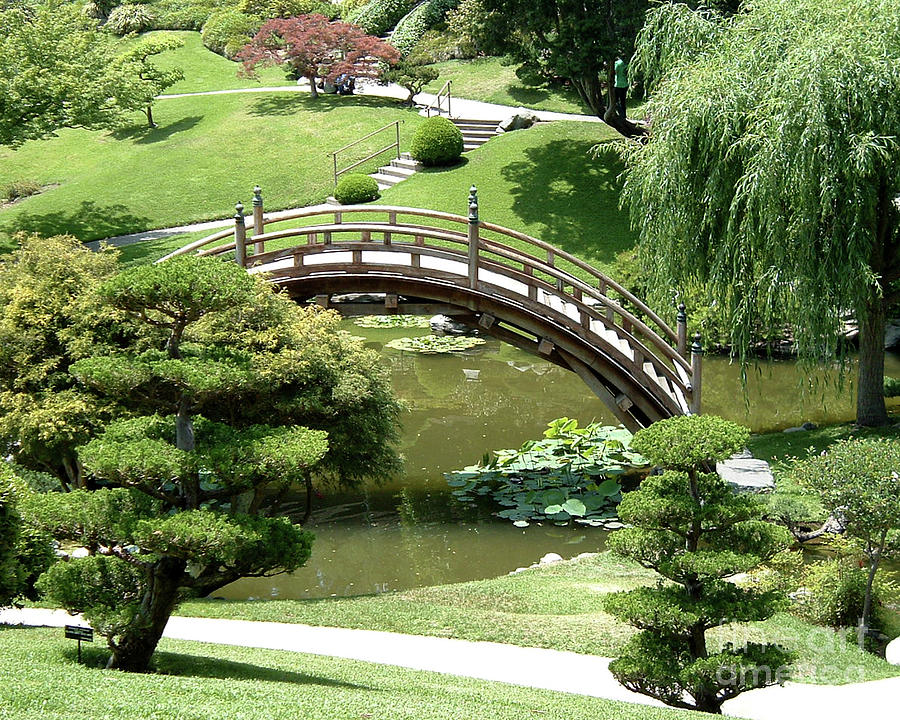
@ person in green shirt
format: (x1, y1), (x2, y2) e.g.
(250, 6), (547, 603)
(614, 56), (628, 119)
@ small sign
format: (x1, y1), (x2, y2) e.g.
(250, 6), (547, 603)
(65, 625), (93, 642)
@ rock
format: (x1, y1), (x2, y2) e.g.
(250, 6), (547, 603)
(538, 552), (564, 565)
(784, 422), (818, 433)
(886, 320), (900, 349)
(716, 454), (775, 493)
(70, 547), (90, 558)
(429, 314), (471, 335)
(331, 293), (387, 304)
(601, 521), (626, 530)
(886, 636), (900, 665)
(498, 108), (538, 132)
(574, 552), (597, 561)
(462, 368), (480, 381)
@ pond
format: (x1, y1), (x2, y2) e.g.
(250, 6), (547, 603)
(222, 319), (900, 601)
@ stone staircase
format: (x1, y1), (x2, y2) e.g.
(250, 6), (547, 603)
(369, 153), (422, 191)
(452, 118), (502, 152)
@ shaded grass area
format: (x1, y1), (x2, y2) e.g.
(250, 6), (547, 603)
(0, 94), (423, 252)
(748, 419), (900, 464)
(423, 57), (593, 115)
(0, 626), (705, 720)
(180, 552), (900, 685)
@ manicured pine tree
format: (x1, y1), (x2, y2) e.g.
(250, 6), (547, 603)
(604, 414), (793, 714)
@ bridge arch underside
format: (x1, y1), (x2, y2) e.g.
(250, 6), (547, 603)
(273, 273), (674, 432)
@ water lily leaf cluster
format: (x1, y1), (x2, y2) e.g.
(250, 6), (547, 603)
(354, 314), (432, 328)
(445, 417), (648, 526)
(386, 334), (486, 354)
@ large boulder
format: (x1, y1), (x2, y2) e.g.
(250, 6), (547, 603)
(499, 107), (539, 132)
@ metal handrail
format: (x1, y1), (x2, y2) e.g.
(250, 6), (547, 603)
(329, 121), (401, 188)
(425, 80), (452, 118)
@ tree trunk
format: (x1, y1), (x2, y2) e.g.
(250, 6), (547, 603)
(856, 286), (888, 426)
(145, 105), (156, 129)
(108, 557), (186, 672)
(308, 75), (319, 99)
(303, 471), (314, 525)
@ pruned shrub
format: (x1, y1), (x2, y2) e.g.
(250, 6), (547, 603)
(202, 8), (261, 57)
(105, 3), (155, 34)
(350, 0), (417, 36)
(238, 0), (338, 19)
(390, 0), (458, 56)
(794, 555), (893, 629)
(2, 180), (41, 202)
(152, 2), (216, 31)
(884, 376), (900, 397)
(334, 173), (380, 204)
(409, 116), (462, 166)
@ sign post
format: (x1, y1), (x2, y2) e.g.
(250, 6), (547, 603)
(65, 625), (93, 663)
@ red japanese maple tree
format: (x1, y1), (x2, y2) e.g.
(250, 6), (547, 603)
(238, 14), (399, 98)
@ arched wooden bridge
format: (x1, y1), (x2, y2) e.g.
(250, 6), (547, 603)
(161, 187), (702, 431)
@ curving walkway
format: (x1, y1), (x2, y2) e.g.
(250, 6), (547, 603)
(2, 607), (899, 720)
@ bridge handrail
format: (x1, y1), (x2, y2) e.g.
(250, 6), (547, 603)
(207, 217), (690, 378)
(158, 194), (699, 414)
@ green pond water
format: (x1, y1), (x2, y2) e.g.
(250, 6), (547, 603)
(222, 320), (900, 601)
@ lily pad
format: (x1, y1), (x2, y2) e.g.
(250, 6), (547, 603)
(385, 335), (486, 354)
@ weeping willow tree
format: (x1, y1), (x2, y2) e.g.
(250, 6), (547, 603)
(622, 0), (900, 426)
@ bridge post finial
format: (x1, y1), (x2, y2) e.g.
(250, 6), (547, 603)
(252, 186), (265, 254)
(676, 302), (687, 357)
(690, 332), (703, 415)
(467, 186), (479, 288)
(234, 202), (247, 268)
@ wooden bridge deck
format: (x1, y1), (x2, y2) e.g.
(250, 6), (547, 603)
(160, 188), (701, 430)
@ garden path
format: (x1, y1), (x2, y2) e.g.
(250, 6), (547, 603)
(2, 607), (898, 720)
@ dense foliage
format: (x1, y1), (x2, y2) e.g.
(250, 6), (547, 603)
(106, 3), (156, 35)
(238, 14), (399, 97)
(390, 0), (459, 56)
(0, 2), (126, 146)
(605, 415), (793, 713)
(351, 0), (418, 36)
(0, 235), (123, 490)
(791, 437), (900, 638)
(334, 173), (380, 204)
(409, 116), (463, 165)
(381, 54), (440, 105)
(623, 0), (900, 426)
(202, 8), (262, 58)
(446, 418), (647, 526)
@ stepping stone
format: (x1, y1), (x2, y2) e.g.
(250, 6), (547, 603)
(716, 451), (775, 493)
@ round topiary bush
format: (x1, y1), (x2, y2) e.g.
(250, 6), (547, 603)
(409, 116), (463, 166)
(334, 174), (380, 204)
(105, 3), (155, 34)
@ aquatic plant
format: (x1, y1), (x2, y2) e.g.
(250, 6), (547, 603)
(353, 315), (432, 329)
(386, 334), (485, 354)
(445, 417), (648, 526)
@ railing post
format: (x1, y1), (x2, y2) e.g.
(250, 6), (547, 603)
(253, 185), (264, 255)
(676, 302), (687, 357)
(234, 202), (246, 268)
(467, 185), (479, 289)
(690, 332), (703, 415)
(395, 121), (400, 159)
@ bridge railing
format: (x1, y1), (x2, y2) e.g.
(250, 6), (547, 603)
(159, 187), (701, 415)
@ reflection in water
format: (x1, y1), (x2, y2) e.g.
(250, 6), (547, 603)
(222, 321), (900, 600)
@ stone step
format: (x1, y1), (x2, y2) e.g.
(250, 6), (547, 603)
(378, 165), (417, 179)
(390, 157), (421, 171)
(369, 172), (403, 187)
(458, 129), (498, 139)
(452, 118), (503, 127)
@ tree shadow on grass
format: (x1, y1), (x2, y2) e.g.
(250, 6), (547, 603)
(499, 137), (636, 269)
(247, 93), (402, 118)
(1, 200), (152, 243)
(152, 650), (373, 690)
(111, 116), (204, 144)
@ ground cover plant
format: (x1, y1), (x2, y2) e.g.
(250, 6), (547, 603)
(445, 418), (646, 526)
(0, 626), (710, 720)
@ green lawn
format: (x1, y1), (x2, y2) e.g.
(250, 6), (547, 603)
(146, 30), (295, 94)
(0, 626), (704, 720)
(179, 552), (900, 686)
(0, 93), (423, 253)
(423, 57), (594, 115)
